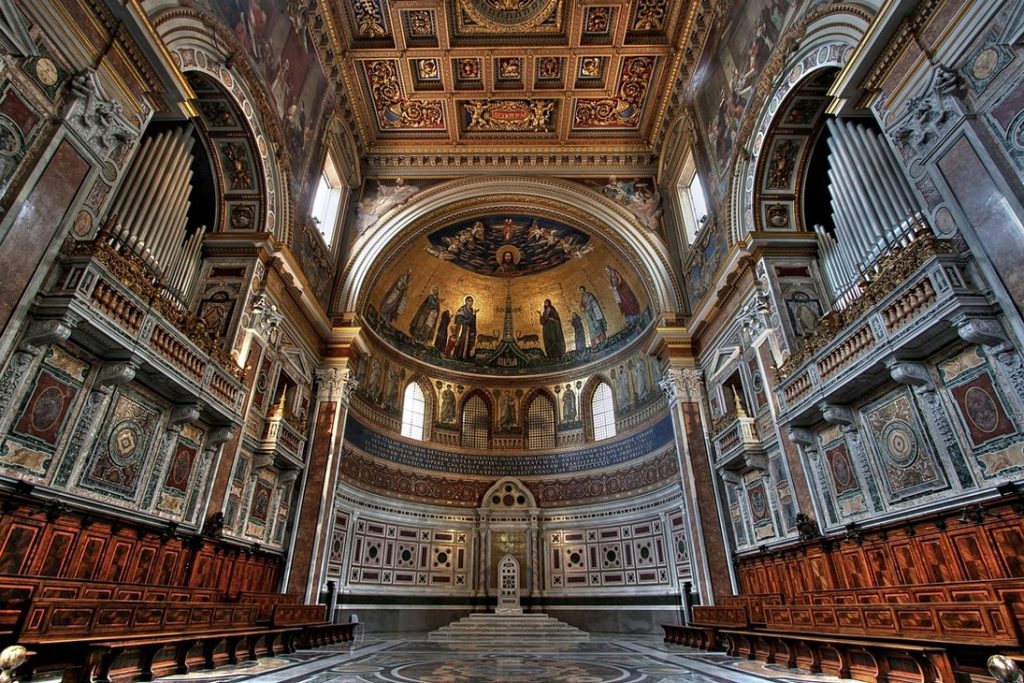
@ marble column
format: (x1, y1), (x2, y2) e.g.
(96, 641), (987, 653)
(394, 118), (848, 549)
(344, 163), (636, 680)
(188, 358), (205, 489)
(287, 362), (356, 601)
(528, 511), (539, 602)
(475, 510), (490, 600)
(659, 364), (730, 606)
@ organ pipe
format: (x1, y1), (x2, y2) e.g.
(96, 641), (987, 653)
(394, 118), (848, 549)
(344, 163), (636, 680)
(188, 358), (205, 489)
(115, 129), (173, 242)
(105, 123), (205, 307)
(821, 118), (926, 307)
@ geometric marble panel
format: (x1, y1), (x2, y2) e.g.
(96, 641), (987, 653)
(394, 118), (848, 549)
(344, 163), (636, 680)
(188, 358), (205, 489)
(548, 518), (669, 589)
(863, 390), (947, 501)
(79, 386), (162, 500)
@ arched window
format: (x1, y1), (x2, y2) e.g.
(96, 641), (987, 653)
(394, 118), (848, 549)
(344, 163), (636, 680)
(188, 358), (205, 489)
(591, 382), (616, 441)
(462, 395), (489, 449)
(400, 383), (426, 440)
(526, 395), (556, 450)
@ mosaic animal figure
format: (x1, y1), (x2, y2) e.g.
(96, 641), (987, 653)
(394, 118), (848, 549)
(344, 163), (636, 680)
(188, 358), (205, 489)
(517, 333), (540, 348)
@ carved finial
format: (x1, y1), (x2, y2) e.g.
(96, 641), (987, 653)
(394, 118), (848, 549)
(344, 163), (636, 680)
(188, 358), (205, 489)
(731, 385), (747, 419)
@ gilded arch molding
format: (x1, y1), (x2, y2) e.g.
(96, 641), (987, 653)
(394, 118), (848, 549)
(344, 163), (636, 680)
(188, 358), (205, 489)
(728, 3), (874, 245)
(151, 7), (291, 243)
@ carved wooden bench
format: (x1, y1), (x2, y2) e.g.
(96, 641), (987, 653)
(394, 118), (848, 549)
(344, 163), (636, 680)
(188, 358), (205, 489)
(719, 629), (955, 683)
(230, 590), (303, 623)
(297, 621), (356, 648)
(763, 601), (1021, 647)
(661, 623), (718, 650)
(14, 598), (268, 681)
(0, 573), (223, 604)
(692, 605), (750, 629)
(86, 626), (298, 682)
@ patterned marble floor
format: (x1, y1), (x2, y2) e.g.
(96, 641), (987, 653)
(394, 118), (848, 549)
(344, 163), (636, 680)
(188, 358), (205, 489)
(153, 633), (858, 683)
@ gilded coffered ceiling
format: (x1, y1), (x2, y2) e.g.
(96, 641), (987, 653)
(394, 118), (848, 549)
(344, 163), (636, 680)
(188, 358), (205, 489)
(317, 0), (698, 165)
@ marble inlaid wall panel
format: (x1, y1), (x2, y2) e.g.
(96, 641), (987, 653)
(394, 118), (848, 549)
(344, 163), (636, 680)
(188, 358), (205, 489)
(725, 485), (750, 548)
(348, 517), (471, 590)
(769, 452), (797, 534)
(668, 510), (691, 581)
(861, 389), (949, 502)
(78, 385), (163, 501)
(326, 510), (350, 580)
(0, 346), (89, 481)
(938, 346), (1024, 479)
(818, 427), (870, 519)
(223, 451), (251, 533)
(244, 469), (277, 542)
(154, 423), (208, 521)
(547, 517), (669, 589)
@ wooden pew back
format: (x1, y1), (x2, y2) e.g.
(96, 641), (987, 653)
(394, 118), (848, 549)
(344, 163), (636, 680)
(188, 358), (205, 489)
(763, 601), (1021, 647)
(0, 574), (223, 604)
(19, 599), (259, 642)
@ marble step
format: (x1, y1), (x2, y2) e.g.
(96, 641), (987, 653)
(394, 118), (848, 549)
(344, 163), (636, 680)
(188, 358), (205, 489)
(429, 612), (590, 640)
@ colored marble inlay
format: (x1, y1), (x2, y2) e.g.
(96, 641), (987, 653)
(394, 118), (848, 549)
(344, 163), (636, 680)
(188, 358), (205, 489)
(12, 369), (79, 447)
(165, 442), (197, 493)
(864, 392), (945, 499)
(81, 388), (162, 499)
(950, 370), (1017, 447)
(747, 481), (769, 523)
(825, 442), (858, 495)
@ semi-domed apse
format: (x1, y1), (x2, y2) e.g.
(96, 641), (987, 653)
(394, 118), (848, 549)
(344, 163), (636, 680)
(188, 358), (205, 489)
(363, 211), (653, 376)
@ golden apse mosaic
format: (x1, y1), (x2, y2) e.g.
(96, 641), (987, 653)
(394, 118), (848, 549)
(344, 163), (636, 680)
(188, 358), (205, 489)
(364, 214), (652, 375)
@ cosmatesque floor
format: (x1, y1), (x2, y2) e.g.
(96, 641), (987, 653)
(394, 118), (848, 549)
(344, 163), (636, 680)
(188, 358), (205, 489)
(151, 633), (858, 683)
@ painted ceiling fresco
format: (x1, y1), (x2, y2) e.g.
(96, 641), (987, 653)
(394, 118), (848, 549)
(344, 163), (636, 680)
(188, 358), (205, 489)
(365, 217), (652, 376)
(320, 0), (695, 156)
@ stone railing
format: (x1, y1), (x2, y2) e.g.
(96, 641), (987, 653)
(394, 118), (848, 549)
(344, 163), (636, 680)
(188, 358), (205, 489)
(254, 413), (306, 470)
(712, 414), (767, 475)
(32, 235), (247, 421)
(62, 229), (242, 380)
(775, 236), (990, 424)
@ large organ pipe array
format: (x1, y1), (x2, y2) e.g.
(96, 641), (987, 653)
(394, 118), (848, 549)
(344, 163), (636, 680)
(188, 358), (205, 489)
(106, 124), (206, 305)
(815, 118), (924, 308)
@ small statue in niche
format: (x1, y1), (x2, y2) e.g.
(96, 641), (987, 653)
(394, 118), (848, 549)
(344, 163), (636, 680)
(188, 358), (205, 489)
(562, 387), (577, 422)
(440, 384), (456, 423)
(499, 392), (517, 429)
